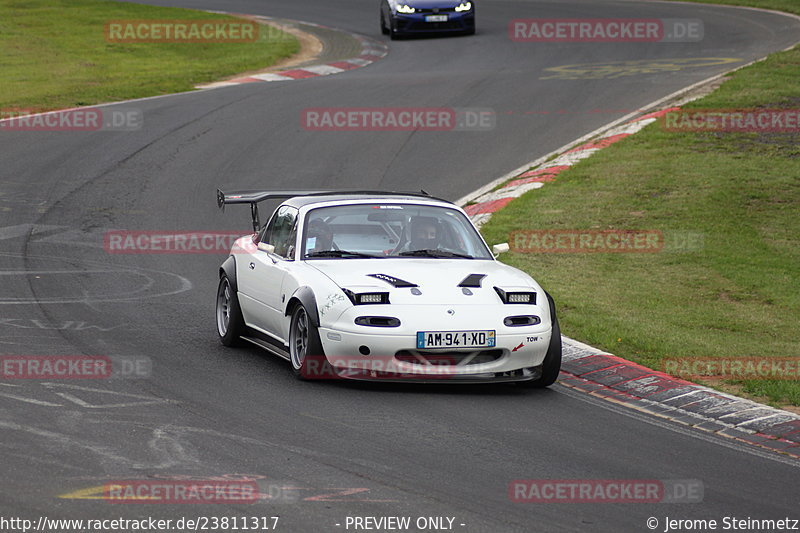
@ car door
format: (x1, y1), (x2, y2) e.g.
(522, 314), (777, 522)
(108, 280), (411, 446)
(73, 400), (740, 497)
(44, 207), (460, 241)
(237, 205), (298, 341)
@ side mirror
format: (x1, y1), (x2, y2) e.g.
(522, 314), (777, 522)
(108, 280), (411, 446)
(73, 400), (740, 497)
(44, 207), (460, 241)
(257, 242), (275, 254)
(492, 243), (510, 258)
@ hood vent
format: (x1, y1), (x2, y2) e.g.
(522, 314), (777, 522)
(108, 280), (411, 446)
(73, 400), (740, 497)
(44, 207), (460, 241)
(367, 273), (418, 288)
(458, 273), (487, 288)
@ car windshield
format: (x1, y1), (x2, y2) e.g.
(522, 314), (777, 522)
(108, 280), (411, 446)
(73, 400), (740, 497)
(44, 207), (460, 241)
(301, 203), (493, 259)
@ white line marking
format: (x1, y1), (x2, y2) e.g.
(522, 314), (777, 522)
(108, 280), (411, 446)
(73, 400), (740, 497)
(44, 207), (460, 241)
(51, 392), (172, 409)
(0, 420), (141, 466)
(0, 269), (121, 275)
(302, 65), (346, 75)
(248, 73), (294, 82)
(0, 392), (62, 407)
(472, 182), (543, 204)
(342, 58), (371, 67)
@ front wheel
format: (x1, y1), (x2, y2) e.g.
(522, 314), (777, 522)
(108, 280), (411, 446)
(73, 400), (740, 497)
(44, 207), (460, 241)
(518, 293), (562, 388)
(380, 11), (389, 34)
(289, 305), (329, 380)
(216, 273), (244, 346)
(389, 19), (402, 40)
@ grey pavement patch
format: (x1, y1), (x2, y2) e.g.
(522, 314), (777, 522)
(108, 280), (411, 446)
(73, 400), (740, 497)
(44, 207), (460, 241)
(760, 421), (800, 439)
(644, 386), (701, 403)
(738, 413), (800, 432)
(759, 439), (800, 451)
(694, 421), (730, 433)
(718, 407), (784, 425)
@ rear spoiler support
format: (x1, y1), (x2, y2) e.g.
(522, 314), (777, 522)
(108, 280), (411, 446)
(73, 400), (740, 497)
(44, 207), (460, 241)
(250, 202), (260, 233)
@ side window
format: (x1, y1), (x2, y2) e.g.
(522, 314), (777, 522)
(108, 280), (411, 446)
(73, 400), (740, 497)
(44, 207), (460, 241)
(262, 206), (298, 260)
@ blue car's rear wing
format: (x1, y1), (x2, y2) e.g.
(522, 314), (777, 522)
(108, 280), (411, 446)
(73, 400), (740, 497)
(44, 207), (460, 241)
(216, 189), (439, 232)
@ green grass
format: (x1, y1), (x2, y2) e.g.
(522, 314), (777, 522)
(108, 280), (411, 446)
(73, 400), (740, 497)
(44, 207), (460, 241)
(482, 31), (800, 406)
(0, 0), (299, 111)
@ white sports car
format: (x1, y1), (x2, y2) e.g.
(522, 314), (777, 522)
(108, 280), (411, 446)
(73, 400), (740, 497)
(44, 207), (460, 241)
(215, 190), (561, 386)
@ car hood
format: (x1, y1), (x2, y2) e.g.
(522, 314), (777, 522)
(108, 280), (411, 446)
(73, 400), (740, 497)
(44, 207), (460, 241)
(307, 258), (540, 305)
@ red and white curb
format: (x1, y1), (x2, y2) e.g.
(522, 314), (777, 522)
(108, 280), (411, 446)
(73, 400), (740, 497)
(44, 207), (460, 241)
(459, 98), (800, 457)
(561, 339), (800, 459)
(462, 107), (677, 228)
(197, 15), (388, 89)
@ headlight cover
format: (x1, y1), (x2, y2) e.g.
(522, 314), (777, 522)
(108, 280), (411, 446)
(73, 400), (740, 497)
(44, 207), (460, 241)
(396, 4), (416, 13)
(343, 289), (391, 305)
(494, 287), (537, 304)
(455, 2), (472, 12)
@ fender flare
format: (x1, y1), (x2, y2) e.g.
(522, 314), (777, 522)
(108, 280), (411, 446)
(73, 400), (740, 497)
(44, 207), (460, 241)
(544, 290), (557, 322)
(286, 286), (320, 327)
(220, 255), (237, 292)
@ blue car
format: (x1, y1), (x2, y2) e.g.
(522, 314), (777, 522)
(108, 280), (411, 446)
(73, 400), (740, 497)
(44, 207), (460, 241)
(380, 0), (475, 39)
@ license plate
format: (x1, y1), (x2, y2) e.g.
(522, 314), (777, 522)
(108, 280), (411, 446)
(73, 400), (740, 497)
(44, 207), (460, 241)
(425, 15), (448, 22)
(417, 330), (496, 349)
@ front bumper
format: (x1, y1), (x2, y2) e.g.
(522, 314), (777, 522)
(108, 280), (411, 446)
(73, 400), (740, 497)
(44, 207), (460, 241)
(391, 11), (475, 34)
(317, 305), (551, 382)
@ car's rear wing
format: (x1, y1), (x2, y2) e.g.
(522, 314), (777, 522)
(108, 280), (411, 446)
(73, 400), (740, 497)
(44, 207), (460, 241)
(216, 189), (439, 232)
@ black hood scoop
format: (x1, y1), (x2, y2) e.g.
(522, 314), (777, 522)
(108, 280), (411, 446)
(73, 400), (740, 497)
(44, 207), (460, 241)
(367, 273), (419, 288)
(458, 274), (487, 288)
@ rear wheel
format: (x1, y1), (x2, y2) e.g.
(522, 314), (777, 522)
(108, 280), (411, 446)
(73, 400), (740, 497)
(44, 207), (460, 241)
(216, 274), (244, 347)
(289, 305), (329, 380)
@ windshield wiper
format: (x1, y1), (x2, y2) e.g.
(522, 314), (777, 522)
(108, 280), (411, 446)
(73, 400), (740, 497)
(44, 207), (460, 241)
(398, 249), (474, 259)
(305, 250), (381, 258)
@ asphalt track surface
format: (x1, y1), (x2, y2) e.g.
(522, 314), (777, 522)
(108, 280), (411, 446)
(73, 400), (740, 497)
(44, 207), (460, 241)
(1, 1), (799, 531)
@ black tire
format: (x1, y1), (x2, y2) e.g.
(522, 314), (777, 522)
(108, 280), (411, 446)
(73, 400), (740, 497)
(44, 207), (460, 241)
(289, 304), (329, 380)
(518, 293), (562, 388)
(389, 20), (401, 40)
(380, 11), (389, 34)
(216, 273), (245, 347)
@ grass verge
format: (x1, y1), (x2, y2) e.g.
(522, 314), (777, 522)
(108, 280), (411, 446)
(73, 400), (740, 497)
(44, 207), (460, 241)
(0, 0), (299, 112)
(481, 5), (800, 408)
